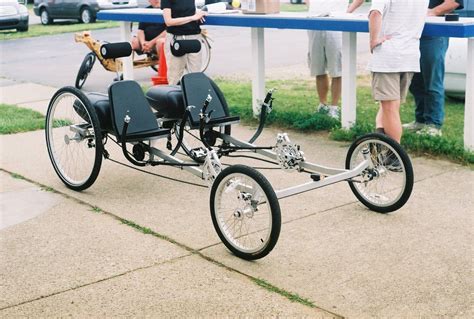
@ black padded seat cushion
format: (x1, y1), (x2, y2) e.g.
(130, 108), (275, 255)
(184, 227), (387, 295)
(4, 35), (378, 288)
(180, 72), (239, 128)
(108, 80), (170, 141)
(145, 85), (185, 119)
(85, 92), (113, 133)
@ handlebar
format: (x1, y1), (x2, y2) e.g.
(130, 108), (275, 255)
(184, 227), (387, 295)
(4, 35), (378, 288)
(248, 88), (275, 144)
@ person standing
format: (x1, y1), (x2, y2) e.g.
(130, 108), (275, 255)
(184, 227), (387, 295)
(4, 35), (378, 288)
(307, 0), (364, 119)
(131, 0), (166, 55)
(161, 0), (207, 85)
(368, 0), (429, 143)
(405, 0), (464, 136)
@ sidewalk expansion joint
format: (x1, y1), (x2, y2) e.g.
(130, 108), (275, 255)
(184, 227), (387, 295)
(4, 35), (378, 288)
(1, 168), (344, 318)
(0, 255), (192, 312)
(15, 98), (52, 105)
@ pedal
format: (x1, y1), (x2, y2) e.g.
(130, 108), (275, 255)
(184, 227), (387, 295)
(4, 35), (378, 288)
(310, 174), (321, 182)
(191, 147), (207, 159)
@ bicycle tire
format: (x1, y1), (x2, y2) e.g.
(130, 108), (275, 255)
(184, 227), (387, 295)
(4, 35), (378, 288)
(75, 52), (96, 89)
(45, 87), (103, 191)
(210, 165), (281, 260)
(183, 35), (211, 74)
(345, 133), (414, 213)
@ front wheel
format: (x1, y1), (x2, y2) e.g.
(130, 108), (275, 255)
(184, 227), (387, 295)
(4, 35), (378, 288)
(210, 165), (281, 260)
(80, 7), (95, 24)
(75, 52), (96, 89)
(45, 87), (103, 191)
(346, 133), (414, 213)
(40, 9), (52, 25)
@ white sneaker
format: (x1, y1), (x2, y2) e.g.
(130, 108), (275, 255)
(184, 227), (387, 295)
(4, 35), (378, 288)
(316, 103), (329, 114)
(402, 121), (425, 132)
(416, 125), (442, 137)
(328, 105), (340, 120)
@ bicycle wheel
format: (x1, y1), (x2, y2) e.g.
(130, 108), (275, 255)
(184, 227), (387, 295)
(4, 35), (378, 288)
(75, 52), (96, 89)
(199, 36), (211, 72)
(45, 87), (103, 191)
(183, 36), (211, 74)
(345, 133), (414, 213)
(210, 165), (281, 260)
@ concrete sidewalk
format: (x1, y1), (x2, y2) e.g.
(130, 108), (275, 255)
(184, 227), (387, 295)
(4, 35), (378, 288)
(1, 80), (473, 317)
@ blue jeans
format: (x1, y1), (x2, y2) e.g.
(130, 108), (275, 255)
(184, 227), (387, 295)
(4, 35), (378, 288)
(409, 36), (449, 128)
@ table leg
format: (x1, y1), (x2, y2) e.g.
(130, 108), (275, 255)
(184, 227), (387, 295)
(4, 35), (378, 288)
(120, 21), (134, 80)
(341, 32), (357, 129)
(251, 27), (265, 117)
(464, 38), (474, 151)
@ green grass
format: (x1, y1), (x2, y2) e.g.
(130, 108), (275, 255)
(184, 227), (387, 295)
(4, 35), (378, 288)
(214, 78), (474, 165)
(0, 20), (119, 41)
(91, 206), (102, 214)
(11, 172), (25, 180)
(0, 104), (69, 134)
(0, 104), (47, 134)
(253, 278), (317, 308)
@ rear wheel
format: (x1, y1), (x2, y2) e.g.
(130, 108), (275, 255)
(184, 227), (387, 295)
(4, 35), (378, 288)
(40, 9), (52, 25)
(198, 36), (211, 72)
(184, 36), (211, 73)
(210, 165), (281, 260)
(45, 87), (103, 191)
(346, 133), (414, 213)
(80, 7), (95, 24)
(75, 52), (96, 89)
(17, 24), (28, 32)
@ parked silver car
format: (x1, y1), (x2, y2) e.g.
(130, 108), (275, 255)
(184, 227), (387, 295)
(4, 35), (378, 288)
(33, 0), (137, 25)
(0, 0), (28, 32)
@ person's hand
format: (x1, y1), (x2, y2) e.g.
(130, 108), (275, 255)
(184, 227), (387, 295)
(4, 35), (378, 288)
(370, 35), (391, 53)
(427, 8), (437, 16)
(192, 10), (207, 23)
(142, 41), (152, 53)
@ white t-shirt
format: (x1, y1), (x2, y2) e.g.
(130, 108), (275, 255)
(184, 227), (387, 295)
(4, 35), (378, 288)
(308, 0), (349, 16)
(368, 0), (429, 73)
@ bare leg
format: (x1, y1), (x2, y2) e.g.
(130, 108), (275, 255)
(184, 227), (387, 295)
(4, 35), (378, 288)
(376, 105), (383, 128)
(316, 74), (329, 105)
(379, 100), (402, 143)
(330, 76), (342, 106)
(154, 37), (166, 57)
(131, 36), (141, 51)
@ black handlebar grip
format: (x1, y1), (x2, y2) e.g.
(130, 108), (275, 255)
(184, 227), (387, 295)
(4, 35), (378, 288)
(100, 42), (132, 59)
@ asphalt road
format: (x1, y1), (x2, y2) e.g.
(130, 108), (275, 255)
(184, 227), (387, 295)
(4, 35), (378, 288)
(0, 25), (370, 94)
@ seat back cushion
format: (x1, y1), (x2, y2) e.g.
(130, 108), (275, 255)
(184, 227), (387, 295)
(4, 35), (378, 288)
(108, 80), (158, 138)
(180, 72), (231, 128)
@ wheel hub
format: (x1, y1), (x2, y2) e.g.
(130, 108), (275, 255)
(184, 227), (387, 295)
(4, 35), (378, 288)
(233, 209), (243, 220)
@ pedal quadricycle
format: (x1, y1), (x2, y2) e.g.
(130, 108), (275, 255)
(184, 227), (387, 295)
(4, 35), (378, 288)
(46, 43), (414, 260)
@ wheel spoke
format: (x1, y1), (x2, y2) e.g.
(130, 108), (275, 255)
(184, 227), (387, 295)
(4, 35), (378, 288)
(211, 166), (281, 259)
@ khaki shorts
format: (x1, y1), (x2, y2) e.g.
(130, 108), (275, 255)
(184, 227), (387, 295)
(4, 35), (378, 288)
(371, 72), (414, 102)
(307, 30), (342, 77)
(164, 33), (203, 85)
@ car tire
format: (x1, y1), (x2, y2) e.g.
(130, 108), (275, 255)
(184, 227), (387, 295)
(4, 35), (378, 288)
(40, 8), (52, 25)
(80, 7), (95, 24)
(17, 25), (29, 32)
